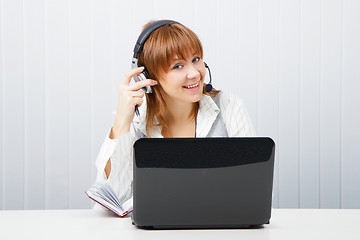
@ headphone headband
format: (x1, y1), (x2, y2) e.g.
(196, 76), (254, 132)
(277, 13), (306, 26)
(132, 20), (181, 58)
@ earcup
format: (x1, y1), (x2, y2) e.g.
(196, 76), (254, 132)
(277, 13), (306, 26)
(136, 66), (153, 93)
(143, 69), (150, 79)
(139, 65), (150, 79)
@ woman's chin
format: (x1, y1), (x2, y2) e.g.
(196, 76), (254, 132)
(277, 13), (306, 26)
(182, 84), (203, 102)
(188, 91), (203, 103)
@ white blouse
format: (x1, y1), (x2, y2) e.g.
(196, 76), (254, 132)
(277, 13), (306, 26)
(93, 92), (256, 208)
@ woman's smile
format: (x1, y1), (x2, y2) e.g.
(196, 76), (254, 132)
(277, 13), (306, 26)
(183, 80), (201, 90)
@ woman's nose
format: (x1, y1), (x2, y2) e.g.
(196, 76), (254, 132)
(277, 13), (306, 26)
(187, 65), (201, 79)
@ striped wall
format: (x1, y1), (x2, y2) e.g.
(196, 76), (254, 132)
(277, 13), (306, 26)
(1, 0), (359, 210)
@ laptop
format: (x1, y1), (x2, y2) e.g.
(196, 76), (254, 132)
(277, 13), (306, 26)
(131, 137), (275, 229)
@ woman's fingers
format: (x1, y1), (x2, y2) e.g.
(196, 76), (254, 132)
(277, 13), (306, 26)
(128, 78), (158, 91)
(131, 90), (145, 98)
(121, 67), (158, 92)
(122, 67), (145, 85)
(131, 97), (143, 108)
(114, 67), (153, 132)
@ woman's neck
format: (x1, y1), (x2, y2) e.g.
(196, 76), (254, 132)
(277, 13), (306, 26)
(165, 98), (195, 124)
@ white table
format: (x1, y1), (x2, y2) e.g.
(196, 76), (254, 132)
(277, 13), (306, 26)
(0, 209), (359, 240)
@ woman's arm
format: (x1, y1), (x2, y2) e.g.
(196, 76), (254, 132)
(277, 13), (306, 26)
(104, 113), (135, 179)
(95, 67), (157, 203)
(105, 160), (111, 179)
(94, 123), (139, 205)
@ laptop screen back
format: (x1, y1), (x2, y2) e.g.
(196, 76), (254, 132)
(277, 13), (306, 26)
(132, 137), (275, 229)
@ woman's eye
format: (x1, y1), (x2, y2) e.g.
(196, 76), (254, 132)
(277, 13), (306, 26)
(173, 64), (183, 70)
(193, 57), (200, 63)
(173, 57), (200, 70)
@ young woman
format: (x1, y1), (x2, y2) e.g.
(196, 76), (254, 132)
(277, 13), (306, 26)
(94, 20), (256, 206)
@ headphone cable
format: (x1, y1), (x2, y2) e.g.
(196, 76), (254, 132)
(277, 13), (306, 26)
(194, 102), (198, 138)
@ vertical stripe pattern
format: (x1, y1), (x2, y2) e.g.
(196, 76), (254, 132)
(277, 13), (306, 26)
(0, 0), (359, 209)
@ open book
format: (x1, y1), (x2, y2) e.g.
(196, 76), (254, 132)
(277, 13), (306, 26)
(86, 181), (133, 217)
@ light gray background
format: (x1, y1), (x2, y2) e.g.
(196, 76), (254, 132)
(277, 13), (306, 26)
(0, 0), (359, 210)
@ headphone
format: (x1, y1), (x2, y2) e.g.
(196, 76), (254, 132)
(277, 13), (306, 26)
(131, 19), (213, 94)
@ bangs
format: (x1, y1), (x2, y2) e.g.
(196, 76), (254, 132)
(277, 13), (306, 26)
(139, 23), (203, 79)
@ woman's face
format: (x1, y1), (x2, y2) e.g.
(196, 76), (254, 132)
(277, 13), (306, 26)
(159, 53), (206, 104)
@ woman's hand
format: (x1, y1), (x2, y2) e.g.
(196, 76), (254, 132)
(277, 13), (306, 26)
(110, 67), (158, 139)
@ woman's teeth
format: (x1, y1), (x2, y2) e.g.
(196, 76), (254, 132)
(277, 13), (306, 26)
(184, 82), (199, 89)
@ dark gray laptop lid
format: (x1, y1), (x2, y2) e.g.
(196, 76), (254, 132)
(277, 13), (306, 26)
(132, 137), (275, 229)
